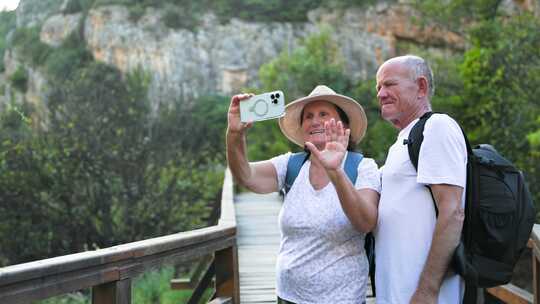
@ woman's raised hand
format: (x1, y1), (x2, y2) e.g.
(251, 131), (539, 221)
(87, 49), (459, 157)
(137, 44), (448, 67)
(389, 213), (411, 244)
(305, 119), (350, 171)
(227, 93), (254, 134)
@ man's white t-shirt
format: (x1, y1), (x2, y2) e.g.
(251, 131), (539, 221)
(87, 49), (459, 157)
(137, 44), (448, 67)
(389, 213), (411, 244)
(271, 152), (381, 304)
(375, 114), (467, 304)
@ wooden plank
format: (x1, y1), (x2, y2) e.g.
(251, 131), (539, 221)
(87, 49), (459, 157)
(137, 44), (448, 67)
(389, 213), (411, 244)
(534, 248), (540, 304)
(0, 224), (235, 287)
(187, 261), (215, 304)
(170, 278), (191, 290)
(236, 192), (281, 303)
(92, 279), (131, 304)
(208, 296), (233, 304)
(170, 255), (213, 290)
(218, 169), (236, 226)
(0, 234), (236, 303)
(215, 246), (240, 303)
(0, 168), (240, 303)
(486, 284), (533, 304)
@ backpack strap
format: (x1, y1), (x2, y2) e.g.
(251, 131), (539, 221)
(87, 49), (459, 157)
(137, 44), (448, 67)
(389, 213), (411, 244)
(344, 151), (362, 184)
(284, 151), (375, 295)
(285, 151), (364, 194)
(406, 111), (435, 170)
(406, 112), (476, 301)
(284, 152), (309, 194)
(406, 112), (473, 217)
(406, 111), (438, 216)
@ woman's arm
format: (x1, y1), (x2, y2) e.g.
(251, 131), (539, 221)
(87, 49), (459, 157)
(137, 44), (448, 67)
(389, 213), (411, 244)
(306, 118), (379, 232)
(327, 168), (379, 232)
(226, 94), (279, 194)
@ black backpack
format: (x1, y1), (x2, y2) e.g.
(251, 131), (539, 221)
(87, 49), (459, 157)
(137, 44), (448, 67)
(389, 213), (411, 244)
(284, 151), (376, 296)
(406, 112), (536, 301)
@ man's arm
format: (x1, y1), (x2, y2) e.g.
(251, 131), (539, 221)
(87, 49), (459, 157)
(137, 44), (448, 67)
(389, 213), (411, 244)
(226, 94), (278, 194)
(410, 183), (465, 303)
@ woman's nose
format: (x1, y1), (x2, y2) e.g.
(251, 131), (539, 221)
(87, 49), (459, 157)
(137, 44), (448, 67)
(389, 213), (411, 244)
(311, 116), (322, 125)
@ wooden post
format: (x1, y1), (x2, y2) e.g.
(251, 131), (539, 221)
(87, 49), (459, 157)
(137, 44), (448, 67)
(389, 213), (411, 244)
(215, 245), (240, 304)
(92, 279), (131, 304)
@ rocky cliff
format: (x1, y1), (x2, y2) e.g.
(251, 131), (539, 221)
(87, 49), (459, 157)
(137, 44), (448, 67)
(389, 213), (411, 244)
(6, 0), (533, 110)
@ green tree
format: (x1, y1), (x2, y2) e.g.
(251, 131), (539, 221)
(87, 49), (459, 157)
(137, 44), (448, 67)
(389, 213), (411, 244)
(0, 10), (16, 72)
(413, 1), (540, 216)
(251, 29), (352, 160)
(0, 36), (227, 265)
(458, 15), (540, 210)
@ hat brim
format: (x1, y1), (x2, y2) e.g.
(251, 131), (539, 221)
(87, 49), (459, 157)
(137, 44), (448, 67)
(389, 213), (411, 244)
(278, 93), (367, 147)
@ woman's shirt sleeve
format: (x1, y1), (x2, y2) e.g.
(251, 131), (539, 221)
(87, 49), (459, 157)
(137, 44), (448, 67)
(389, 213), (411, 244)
(269, 152), (292, 190)
(355, 158), (381, 193)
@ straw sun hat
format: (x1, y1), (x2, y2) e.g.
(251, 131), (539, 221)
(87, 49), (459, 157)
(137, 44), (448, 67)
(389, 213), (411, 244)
(278, 85), (367, 147)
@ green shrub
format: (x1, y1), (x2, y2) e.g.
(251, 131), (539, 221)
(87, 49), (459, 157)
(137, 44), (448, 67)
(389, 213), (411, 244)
(92, 0), (375, 29)
(44, 37), (93, 81)
(0, 56), (228, 265)
(128, 3), (146, 22)
(63, 0), (84, 14)
(9, 66), (28, 92)
(250, 29), (351, 160)
(161, 3), (200, 31)
(0, 10), (16, 72)
(10, 27), (52, 66)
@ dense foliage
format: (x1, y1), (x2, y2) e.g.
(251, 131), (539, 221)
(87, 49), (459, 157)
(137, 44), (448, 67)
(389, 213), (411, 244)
(76, 0), (376, 29)
(252, 29), (395, 163)
(0, 32), (228, 266)
(1, 0), (539, 270)
(0, 10), (16, 72)
(412, 0), (540, 218)
(250, 5), (540, 218)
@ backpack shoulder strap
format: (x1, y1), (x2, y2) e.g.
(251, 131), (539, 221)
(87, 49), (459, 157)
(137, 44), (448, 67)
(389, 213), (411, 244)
(407, 112), (473, 169)
(284, 152), (308, 194)
(284, 151), (364, 194)
(406, 111), (438, 215)
(406, 111), (435, 171)
(344, 151), (363, 185)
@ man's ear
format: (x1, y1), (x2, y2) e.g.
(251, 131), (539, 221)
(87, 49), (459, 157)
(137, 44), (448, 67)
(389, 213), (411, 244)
(417, 76), (429, 98)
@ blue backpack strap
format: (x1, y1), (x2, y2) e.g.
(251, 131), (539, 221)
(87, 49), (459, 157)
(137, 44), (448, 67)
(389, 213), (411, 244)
(344, 151), (363, 184)
(285, 151), (363, 194)
(284, 152), (308, 194)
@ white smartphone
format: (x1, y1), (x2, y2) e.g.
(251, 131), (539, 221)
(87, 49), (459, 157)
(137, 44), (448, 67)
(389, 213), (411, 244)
(240, 91), (285, 123)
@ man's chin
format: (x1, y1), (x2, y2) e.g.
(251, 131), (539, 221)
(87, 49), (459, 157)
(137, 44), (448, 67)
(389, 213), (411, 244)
(381, 111), (395, 121)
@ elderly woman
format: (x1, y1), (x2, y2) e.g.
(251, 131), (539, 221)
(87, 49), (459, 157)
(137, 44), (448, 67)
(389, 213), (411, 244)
(226, 85), (380, 304)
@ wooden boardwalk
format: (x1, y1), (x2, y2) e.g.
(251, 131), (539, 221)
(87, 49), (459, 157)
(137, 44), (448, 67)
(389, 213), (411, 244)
(235, 192), (282, 303)
(235, 191), (375, 304)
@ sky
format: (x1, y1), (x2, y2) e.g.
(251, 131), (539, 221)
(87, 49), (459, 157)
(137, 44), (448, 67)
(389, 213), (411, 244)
(0, 0), (20, 11)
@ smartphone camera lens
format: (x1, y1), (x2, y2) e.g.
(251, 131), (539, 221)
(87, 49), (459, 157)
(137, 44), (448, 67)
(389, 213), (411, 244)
(275, 93), (280, 98)
(270, 94), (275, 99)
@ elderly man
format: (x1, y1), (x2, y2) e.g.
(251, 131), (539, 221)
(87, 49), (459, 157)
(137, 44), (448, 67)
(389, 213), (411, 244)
(375, 55), (467, 304)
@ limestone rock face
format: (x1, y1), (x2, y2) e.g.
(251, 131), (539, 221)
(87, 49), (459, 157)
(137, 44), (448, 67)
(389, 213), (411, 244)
(16, 0), (64, 28)
(41, 12), (82, 47)
(85, 6), (302, 105)
(1, 49), (49, 129)
(4, 1), (474, 111)
(83, 5), (394, 105)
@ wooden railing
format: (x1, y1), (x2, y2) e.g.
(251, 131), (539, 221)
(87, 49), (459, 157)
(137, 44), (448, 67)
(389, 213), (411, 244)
(530, 224), (540, 304)
(1, 167), (539, 304)
(0, 169), (239, 304)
